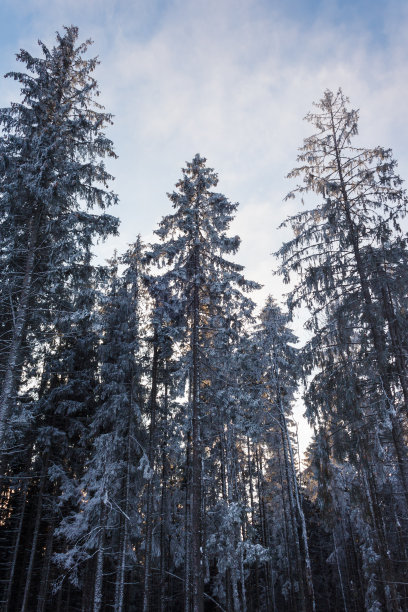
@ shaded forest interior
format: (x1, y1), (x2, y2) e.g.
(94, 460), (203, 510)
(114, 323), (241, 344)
(1, 26), (408, 612)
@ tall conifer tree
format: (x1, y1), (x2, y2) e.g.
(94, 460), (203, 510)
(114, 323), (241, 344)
(146, 154), (259, 612)
(0, 26), (118, 450)
(277, 89), (408, 611)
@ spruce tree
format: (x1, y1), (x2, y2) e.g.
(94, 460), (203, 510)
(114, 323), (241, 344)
(277, 88), (408, 611)
(54, 242), (146, 611)
(0, 25), (118, 451)
(146, 154), (259, 612)
(253, 298), (314, 611)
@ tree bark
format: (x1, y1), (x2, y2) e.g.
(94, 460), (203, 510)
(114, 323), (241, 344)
(2, 481), (27, 612)
(115, 425), (131, 612)
(191, 243), (203, 612)
(36, 517), (55, 612)
(93, 505), (106, 612)
(159, 369), (169, 612)
(143, 336), (159, 612)
(184, 431), (192, 612)
(270, 339), (315, 612)
(0, 216), (38, 452)
(20, 456), (47, 612)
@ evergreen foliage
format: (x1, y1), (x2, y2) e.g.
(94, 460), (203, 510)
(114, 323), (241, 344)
(0, 25), (407, 612)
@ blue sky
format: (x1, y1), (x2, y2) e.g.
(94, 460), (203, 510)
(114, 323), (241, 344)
(1, 0), (407, 451)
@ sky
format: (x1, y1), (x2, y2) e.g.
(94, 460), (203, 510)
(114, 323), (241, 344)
(1, 0), (407, 456)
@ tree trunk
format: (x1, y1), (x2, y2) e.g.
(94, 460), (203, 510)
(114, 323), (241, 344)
(0, 216), (38, 452)
(143, 336), (159, 612)
(114, 514), (127, 612)
(333, 533), (348, 612)
(20, 456), (48, 612)
(239, 537), (247, 612)
(278, 449), (296, 611)
(282, 419), (315, 611)
(271, 341), (315, 612)
(255, 449), (271, 611)
(115, 426), (132, 612)
(36, 517), (55, 612)
(93, 506), (106, 612)
(184, 432), (192, 612)
(191, 244), (203, 612)
(226, 422), (242, 612)
(2, 482), (27, 612)
(159, 373), (169, 612)
(361, 458), (399, 612)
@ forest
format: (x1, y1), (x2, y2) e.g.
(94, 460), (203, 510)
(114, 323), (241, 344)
(0, 25), (408, 612)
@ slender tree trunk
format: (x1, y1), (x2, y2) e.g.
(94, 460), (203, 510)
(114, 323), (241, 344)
(0, 216), (38, 452)
(220, 427), (228, 501)
(2, 482), (27, 612)
(226, 423), (242, 612)
(333, 533), (348, 612)
(271, 343), (315, 612)
(282, 421), (315, 611)
(278, 449), (295, 611)
(361, 459), (399, 612)
(220, 426), (232, 612)
(93, 506), (106, 612)
(115, 516), (127, 612)
(82, 558), (92, 612)
(114, 514), (124, 610)
(246, 438), (260, 612)
(36, 517), (55, 612)
(239, 535), (247, 612)
(230, 561), (240, 612)
(279, 424), (306, 612)
(246, 437), (255, 524)
(255, 449), (271, 611)
(338, 520), (352, 608)
(159, 371), (169, 612)
(159, 443), (168, 612)
(65, 583), (71, 612)
(347, 516), (365, 611)
(115, 427), (132, 612)
(185, 433), (192, 612)
(56, 579), (63, 612)
(20, 456), (48, 612)
(143, 336), (159, 612)
(191, 244), (203, 612)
